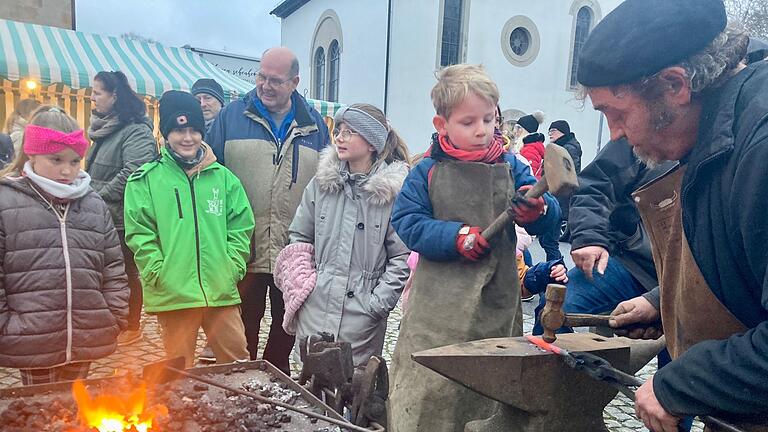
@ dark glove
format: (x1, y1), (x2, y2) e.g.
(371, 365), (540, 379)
(510, 185), (546, 225)
(456, 225), (490, 261)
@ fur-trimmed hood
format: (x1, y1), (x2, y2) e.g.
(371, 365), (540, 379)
(314, 146), (409, 206)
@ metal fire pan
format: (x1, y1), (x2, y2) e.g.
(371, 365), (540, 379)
(0, 360), (359, 431)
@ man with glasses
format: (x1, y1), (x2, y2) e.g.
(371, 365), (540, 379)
(207, 47), (330, 374)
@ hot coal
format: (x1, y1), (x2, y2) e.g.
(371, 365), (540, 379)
(0, 371), (340, 431)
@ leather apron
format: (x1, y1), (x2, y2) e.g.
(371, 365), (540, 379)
(387, 160), (522, 432)
(634, 166), (766, 432)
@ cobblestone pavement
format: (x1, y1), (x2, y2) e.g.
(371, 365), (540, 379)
(0, 241), (703, 431)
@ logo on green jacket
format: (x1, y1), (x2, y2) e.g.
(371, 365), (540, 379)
(206, 188), (223, 217)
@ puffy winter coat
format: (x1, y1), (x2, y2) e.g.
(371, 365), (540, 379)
(124, 144), (255, 313)
(207, 90), (330, 274)
(0, 177), (129, 369)
(520, 133), (546, 179)
(85, 118), (158, 230)
(287, 148), (410, 365)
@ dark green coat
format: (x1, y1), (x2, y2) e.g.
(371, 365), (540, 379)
(85, 118), (157, 230)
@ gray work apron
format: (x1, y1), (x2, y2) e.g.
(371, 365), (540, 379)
(387, 160), (523, 432)
(634, 166), (766, 432)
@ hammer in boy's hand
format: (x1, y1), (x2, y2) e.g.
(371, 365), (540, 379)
(468, 144), (579, 248)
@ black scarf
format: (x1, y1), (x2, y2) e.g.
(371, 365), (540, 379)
(523, 132), (545, 144)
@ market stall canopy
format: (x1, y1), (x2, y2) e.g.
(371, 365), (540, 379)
(0, 18), (343, 131)
(0, 18), (253, 100)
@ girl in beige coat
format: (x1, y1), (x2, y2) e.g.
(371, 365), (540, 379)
(276, 104), (410, 366)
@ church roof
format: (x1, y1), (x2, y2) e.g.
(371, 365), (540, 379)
(270, 0), (311, 18)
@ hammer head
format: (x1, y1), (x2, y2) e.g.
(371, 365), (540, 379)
(542, 144), (579, 197)
(539, 284), (567, 343)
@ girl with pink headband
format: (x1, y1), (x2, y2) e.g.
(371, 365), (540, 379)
(0, 106), (128, 385)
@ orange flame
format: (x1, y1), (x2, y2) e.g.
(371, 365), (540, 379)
(71, 379), (168, 432)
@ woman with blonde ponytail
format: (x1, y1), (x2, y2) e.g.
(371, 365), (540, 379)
(274, 103), (410, 366)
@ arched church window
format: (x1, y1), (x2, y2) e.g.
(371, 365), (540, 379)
(569, 6), (593, 88)
(328, 40), (340, 102)
(310, 10), (343, 101)
(314, 47), (325, 99)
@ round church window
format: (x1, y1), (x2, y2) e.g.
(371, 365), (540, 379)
(500, 16), (540, 67)
(509, 27), (531, 56)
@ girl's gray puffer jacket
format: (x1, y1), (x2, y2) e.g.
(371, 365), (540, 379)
(0, 176), (129, 369)
(289, 147), (410, 365)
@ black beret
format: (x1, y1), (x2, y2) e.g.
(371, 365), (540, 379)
(577, 0), (727, 87)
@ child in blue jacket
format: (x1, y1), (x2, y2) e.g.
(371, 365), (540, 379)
(387, 64), (561, 431)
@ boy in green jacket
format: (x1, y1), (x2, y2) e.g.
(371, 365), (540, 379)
(124, 90), (254, 368)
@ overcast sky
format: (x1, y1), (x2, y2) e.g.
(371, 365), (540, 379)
(75, 0), (282, 58)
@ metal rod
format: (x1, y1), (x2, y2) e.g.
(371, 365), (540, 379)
(165, 366), (371, 432)
(526, 336), (746, 432)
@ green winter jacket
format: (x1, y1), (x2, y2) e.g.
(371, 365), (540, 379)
(123, 144), (255, 313)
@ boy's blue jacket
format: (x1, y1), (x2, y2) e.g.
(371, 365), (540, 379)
(392, 152), (561, 261)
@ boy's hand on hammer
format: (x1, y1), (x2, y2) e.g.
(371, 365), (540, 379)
(510, 185), (546, 225)
(456, 225), (490, 261)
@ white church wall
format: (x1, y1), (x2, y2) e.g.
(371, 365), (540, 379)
(466, 0), (622, 163)
(278, 0), (623, 162)
(280, 0), (388, 107)
(386, 0), (445, 152)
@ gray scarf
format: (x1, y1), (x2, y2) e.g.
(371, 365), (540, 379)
(87, 113), (123, 140)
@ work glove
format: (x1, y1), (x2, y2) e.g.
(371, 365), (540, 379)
(510, 185), (546, 225)
(456, 225), (490, 261)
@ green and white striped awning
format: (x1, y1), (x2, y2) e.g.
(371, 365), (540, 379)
(0, 18), (344, 116)
(0, 18), (252, 100)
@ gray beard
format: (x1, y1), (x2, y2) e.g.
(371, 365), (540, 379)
(632, 147), (674, 169)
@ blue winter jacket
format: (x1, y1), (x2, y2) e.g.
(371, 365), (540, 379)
(391, 152), (561, 262)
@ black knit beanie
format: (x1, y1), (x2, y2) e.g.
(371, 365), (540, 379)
(159, 90), (205, 139)
(191, 78), (226, 106)
(549, 120), (571, 136)
(517, 111), (544, 133)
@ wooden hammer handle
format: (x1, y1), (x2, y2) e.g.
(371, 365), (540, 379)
(564, 313), (612, 328)
(481, 177), (550, 240)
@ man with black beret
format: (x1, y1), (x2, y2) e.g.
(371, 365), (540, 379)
(577, 0), (768, 430)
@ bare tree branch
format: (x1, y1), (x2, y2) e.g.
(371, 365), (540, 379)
(724, 0), (768, 40)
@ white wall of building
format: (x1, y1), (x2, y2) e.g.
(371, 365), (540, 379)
(464, 0), (623, 162)
(386, 0), (445, 152)
(279, 0), (388, 107)
(278, 0), (623, 163)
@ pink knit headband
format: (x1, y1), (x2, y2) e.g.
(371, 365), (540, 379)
(23, 124), (89, 158)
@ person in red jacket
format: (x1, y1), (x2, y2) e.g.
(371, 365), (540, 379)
(516, 110), (546, 179)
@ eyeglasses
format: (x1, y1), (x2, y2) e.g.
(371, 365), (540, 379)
(496, 116), (504, 124)
(255, 72), (295, 88)
(332, 128), (360, 141)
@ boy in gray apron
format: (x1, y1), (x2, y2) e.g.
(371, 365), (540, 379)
(388, 64), (561, 432)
